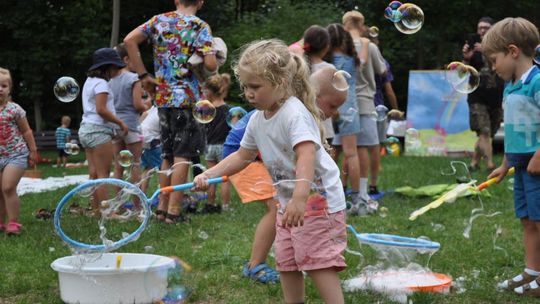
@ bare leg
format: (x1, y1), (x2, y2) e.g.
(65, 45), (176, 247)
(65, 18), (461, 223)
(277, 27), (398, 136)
(341, 135), (360, 193)
(112, 141), (125, 180)
(368, 145), (380, 188)
(1, 165), (25, 223)
(221, 181), (231, 208)
(478, 133), (495, 169)
(206, 160), (218, 205)
(523, 219), (540, 271)
(165, 156), (189, 221)
(92, 141), (114, 211)
(248, 199), (278, 268)
(308, 268), (345, 304)
(280, 271), (305, 303)
(470, 136), (482, 169)
(126, 141), (143, 208)
(357, 147), (369, 179)
(0, 170), (5, 224)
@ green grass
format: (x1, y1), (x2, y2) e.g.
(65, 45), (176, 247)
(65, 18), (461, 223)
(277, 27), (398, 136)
(0, 153), (537, 303)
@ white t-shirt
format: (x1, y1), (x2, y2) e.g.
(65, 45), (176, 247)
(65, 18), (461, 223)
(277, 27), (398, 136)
(311, 61), (336, 138)
(81, 77), (116, 127)
(140, 106), (160, 145)
(240, 96), (345, 213)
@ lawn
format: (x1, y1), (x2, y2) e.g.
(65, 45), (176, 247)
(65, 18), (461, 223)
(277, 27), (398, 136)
(0, 152), (537, 303)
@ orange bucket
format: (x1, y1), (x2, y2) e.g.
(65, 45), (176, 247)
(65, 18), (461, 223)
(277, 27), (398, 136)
(370, 271), (452, 294)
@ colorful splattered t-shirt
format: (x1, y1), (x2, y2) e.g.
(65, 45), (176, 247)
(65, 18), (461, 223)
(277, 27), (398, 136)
(140, 11), (214, 108)
(0, 102), (28, 157)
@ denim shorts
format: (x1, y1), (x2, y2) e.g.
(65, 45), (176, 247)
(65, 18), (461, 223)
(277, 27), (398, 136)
(141, 145), (162, 170)
(113, 130), (143, 145)
(514, 167), (540, 220)
(205, 144), (224, 162)
(78, 123), (114, 148)
(0, 153), (29, 171)
(333, 114), (379, 146)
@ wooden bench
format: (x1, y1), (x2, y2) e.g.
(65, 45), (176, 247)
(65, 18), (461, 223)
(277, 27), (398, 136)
(34, 130), (79, 150)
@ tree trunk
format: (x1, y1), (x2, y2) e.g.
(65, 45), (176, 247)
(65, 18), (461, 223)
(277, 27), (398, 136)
(110, 0), (120, 47)
(33, 99), (42, 131)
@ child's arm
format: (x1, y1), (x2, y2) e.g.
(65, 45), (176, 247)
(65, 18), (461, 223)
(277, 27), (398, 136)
(528, 149), (540, 175)
(95, 93), (129, 134)
(17, 117), (38, 165)
(282, 141), (316, 228)
(193, 147), (257, 189)
(132, 81), (148, 113)
(487, 156), (510, 182)
(124, 31), (157, 95)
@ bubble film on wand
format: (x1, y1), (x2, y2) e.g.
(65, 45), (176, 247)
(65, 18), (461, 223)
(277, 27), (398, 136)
(54, 176), (228, 252)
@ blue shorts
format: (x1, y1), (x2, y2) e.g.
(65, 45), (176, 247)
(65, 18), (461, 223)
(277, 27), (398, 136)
(141, 145), (162, 170)
(514, 167), (540, 220)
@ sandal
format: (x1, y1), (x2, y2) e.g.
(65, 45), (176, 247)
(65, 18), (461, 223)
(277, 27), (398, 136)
(35, 208), (52, 220)
(242, 262), (280, 283)
(498, 271), (538, 290)
(165, 213), (190, 224)
(6, 221), (22, 235)
(155, 210), (167, 222)
(515, 277), (540, 297)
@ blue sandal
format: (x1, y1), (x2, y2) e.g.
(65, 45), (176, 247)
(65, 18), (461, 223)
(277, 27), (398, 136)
(242, 262), (280, 283)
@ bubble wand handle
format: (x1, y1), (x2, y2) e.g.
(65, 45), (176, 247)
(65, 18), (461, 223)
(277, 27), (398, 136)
(477, 167), (515, 191)
(149, 176), (228, 201)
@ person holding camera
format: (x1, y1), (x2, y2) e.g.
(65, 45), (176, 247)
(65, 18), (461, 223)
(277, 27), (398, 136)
(462, 16), (504, 172)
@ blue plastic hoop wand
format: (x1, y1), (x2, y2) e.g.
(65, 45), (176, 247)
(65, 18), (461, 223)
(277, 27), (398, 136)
(347, 225), (440, 251)
(54, 176), (227, 252)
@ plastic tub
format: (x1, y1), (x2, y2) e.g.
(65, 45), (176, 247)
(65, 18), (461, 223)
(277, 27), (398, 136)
(51, 253), (175, 304)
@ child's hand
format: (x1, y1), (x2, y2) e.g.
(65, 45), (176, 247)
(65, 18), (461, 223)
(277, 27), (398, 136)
(28, 150), (37, 166)
(119, 121), (129, 135)
(527, 150), (540, 175)
(282, 199), (305, 228)
(193, 172), (211, 191)
(142, 77), (157, 97)
(487, 164), (509, 183)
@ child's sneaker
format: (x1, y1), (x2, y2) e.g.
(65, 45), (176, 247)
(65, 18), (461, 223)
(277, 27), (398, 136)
(498, 271), (538, 290)
(5, 221), (22, 235)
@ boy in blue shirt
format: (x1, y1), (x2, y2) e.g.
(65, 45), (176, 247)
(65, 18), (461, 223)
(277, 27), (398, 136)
(55, 116), (71, 167)
(483, 17), (540, 297)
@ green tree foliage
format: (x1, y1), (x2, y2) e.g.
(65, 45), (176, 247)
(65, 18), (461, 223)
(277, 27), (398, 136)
(1, 0), (538, 129)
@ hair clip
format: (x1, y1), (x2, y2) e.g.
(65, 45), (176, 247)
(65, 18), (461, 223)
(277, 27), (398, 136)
(302, 43), (311, 52)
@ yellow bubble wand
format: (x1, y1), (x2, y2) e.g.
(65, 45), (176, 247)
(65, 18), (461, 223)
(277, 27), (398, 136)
(409, 167), (515, 221)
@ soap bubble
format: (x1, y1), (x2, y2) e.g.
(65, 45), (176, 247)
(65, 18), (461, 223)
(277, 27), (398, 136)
(198, 231), (208, 240)
(332, 70), (352, 92)
(534, 44), (540, 65)
(118, 150), (133, 168)
(379, 206), (389, 218)
(445, 61), (480, 94)
(384, 7), (402, 23)
(192, 100), (216, 124)
(394, 3), (424, 34)
(226, 106), (247, 128)
(53, 76), (80, 103)
(388, 1), (402, 10)
(369, 26), (380, 38)
(64, 143), (80, 155)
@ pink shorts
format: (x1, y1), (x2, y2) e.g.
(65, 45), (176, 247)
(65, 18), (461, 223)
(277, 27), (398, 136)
(275, 209), (347, 272)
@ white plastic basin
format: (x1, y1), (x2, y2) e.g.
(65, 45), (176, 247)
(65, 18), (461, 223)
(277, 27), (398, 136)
(51, 253), (175, 304)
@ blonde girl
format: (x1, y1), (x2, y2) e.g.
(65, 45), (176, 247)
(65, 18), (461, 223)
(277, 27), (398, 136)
(194, 39), (347, 304)
(0, 67), (38, 235)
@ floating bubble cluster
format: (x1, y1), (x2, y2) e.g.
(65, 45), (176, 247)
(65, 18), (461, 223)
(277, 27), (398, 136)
(64, 142), (80, 155)
(445, 61), (480, 94)
(192, 100), (216, 124)
(118, 150), (134, 168)
(373, 105), (389, 122)
(384, 2), (424, 35)
(331, 70), (352, 92)
(226, 106), (247, 128)
(54, 76), (80, 103)
(534, 44), (540, 65)
(368, 26), (380, 38)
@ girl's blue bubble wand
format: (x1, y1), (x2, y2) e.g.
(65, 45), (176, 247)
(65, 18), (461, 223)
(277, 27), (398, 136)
(54, 176), (228, 252)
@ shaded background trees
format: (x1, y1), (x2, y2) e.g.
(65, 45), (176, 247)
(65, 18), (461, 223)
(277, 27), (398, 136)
(1, 0), (538, 130)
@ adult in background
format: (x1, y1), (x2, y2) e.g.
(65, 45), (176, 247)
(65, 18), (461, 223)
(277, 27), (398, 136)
(124, 0), (217, 223)
(462, 17), (504, 172)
